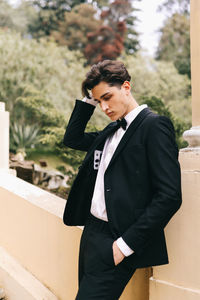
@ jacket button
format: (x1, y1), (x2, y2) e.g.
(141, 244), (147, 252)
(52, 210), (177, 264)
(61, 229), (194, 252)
(106, 188), (111, 192)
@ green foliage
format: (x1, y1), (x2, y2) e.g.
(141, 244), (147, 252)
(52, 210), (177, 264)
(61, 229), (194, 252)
(90, 0), (109, 9)
(12, 84), (92, 172)
(60, 148), (86, 171)
(13, 86), (70, 155)
(0, 30), (110, 127)
(124, 13), (140, 54)
(52, 4), (101, 51)
(39, 127), (66, 149)
(0, 30), (191, 127)
(29, 0), (87, 37)
(140, 96), (189, 149)
(158, 0), (190, 16)
(123, 53), (190, 107)
(12, 86), (102, 172)
(27, 0), (140, 61)
(56, 164), (68, 174)
(10, 122), (40, 153)
(0, 30), (191, 164)
(0, 0), (16, 29)
(15, 86), (66, 127)
(41, 122), (100, 171)
(0, 0), (38, 35)
(156, 13), (190, 78)
(0, 30), (85, 111)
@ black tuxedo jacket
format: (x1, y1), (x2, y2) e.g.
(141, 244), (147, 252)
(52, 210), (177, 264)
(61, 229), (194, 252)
(63, 100), (182, 268)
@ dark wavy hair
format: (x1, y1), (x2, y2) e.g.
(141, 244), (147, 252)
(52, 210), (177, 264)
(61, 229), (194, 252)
(82, 60), (131, 98)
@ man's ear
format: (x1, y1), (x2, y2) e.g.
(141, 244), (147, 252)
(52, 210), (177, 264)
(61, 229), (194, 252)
(122, 81), (131, 94)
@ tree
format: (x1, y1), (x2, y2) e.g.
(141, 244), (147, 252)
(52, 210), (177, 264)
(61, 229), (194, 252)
(124, 13), (140, 55)
(52, 4), (101, 52)
(0, 0), (37, 35)
(0, 30), (191, 130)
(124, 53), (190, 103)
(158, 0), (190, 16)
(14, 86), (66, 128)
(14, 86), (99, 171)
(29, 0), (87, 37)
(101, 0), (141, 55)
(156, 12), (190, 78)
(0, 30), (109, 128)
(140, 96), (189, 149)
(12, 84), (89, 169)
(0, 0), (15, 29)
(27, 0), (140, 60)
(0, 30), (84, 112)
(84, 0), (140, 64)
(84, 23), (126, 65)
(123, 52), (191, 123)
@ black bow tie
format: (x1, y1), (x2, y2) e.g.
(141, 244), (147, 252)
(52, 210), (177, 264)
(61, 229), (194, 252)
(117, 118), (127, 130)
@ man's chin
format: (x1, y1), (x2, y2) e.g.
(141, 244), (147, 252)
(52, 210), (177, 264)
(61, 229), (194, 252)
(106, 112), (121, 121)
(110, 117), (117, 121)
(108, 114), (118, 121)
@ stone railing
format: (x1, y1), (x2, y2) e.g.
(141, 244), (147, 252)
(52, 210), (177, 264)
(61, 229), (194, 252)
(0, 171), (150, 300)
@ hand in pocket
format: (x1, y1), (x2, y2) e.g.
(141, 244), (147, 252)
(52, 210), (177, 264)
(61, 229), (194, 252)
(112, 241), (125, 266)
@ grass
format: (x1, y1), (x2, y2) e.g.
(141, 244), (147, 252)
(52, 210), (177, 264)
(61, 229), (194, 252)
(26, 149), (71, 171)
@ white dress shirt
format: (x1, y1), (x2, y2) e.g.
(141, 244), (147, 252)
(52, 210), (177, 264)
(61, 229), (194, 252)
(82, 97), (147, 256)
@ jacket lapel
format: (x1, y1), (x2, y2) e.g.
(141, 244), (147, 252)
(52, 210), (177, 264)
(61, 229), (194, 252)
(105, 108), (152, 171)
(81, 122), (118, 168)
(81, 107), (152, 170)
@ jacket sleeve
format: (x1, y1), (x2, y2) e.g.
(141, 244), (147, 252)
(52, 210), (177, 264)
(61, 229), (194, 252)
(121, 116), (182, 255)
(63, 99), (100, 151)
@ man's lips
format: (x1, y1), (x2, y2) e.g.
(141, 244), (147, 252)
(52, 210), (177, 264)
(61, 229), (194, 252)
(106, 112), (114, 117)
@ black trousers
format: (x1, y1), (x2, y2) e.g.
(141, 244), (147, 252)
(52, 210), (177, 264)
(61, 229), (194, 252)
(75, 214), (137, 300)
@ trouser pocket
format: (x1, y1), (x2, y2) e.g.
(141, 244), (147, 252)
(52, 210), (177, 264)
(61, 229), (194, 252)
(100, 237), (115, 268)
(83, 229), (116, 274)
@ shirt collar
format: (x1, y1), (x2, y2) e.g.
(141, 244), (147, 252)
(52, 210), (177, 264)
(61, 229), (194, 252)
(124, 104), (148, 129)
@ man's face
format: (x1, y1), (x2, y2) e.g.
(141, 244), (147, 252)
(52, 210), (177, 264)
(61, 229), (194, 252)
(91, 81), (131, 121)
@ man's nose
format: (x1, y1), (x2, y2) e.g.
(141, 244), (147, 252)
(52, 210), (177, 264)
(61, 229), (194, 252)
(101, 101), (109, 112)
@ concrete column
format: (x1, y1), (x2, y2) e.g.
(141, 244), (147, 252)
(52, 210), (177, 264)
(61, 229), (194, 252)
(149, 2), (200, 300)
(183, 0), (200, 149)
(0, 102), (9, 170)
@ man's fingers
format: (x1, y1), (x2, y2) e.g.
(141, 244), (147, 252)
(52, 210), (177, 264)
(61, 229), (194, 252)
(112, 241), (125, 265)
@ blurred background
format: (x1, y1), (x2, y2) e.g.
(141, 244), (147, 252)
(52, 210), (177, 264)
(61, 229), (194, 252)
(0, 0), (191, 197)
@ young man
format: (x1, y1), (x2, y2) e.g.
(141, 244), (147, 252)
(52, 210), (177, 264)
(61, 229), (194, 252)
(63, 60), (182, 300)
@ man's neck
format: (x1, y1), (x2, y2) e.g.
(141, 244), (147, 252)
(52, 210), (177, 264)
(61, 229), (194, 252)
(123, 97), (139, 118)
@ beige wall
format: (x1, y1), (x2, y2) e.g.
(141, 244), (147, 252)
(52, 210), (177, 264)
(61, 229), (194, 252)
(0, 173), (150, 300)
(190, 0), (200, 126)
(149, 153), (200, 300)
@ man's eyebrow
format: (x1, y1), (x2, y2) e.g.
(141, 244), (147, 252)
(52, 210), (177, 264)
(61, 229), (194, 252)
(94, 92), (111, 101)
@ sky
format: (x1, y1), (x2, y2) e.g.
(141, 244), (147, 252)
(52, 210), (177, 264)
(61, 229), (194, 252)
(9, 0), (167, 57)
(134, 0), (167, 56)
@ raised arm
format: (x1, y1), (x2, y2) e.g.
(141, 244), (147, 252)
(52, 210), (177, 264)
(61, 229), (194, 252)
(63, 99), (100, 152)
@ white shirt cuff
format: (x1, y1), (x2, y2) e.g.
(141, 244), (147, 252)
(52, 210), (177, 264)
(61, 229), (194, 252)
(82, 96), (98, 107)
(116, 237), (134, 257)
